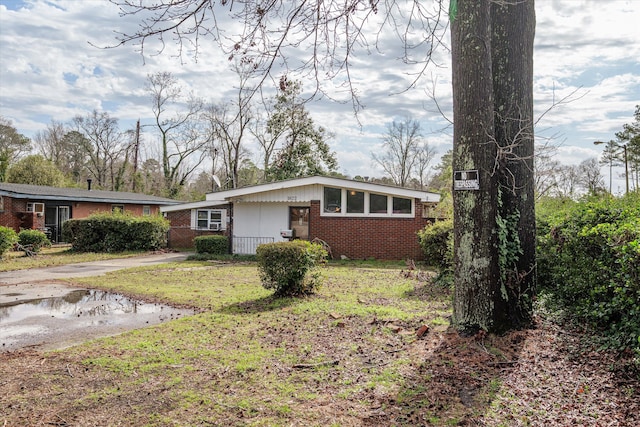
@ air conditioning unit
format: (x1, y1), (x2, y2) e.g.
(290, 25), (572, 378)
(209, 223), (221, 231)
(27, 202), (45, 214)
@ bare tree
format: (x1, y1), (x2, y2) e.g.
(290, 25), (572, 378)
(553, 164), (580, 198)
(71, 110), (126, 190)
(577, 157), (605, 196)
(147, 71), (209, 197)
(203, 65), (255, 189)
(110, 1), (448, 111)
(34, 120), (66, 166)
(372, 117), (429, 187)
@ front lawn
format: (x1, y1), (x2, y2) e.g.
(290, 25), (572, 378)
(1, 261), (637, 426)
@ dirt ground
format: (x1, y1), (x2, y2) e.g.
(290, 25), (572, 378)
(1, 314), (637, 426)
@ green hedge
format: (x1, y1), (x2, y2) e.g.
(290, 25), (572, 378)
(0, 226), (18, 256)
(194, 235), (229, 255)
(18, 229), (51, 253)
(62, 212), (169, 252)
(256, 240), (327, 296)
(537, 193), (640, 353)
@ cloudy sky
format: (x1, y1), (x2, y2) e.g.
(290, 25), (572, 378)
(1, 0), (638, 193)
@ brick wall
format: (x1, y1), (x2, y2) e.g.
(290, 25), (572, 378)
(0, 197), (44, 232)
(165, 204), (232, 249)
(309, 199), (428, 260)
(0, 196), (22, 231)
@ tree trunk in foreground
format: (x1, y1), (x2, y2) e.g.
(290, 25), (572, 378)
(451, 0), (505, 333)
(491, 0), (536, 328)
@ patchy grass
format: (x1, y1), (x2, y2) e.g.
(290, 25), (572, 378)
(0, 245), (147, 271)
(1, 261), (637, 426)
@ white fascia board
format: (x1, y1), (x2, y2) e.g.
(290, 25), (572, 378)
(160, 200), (229, 213)
(204, 176), (440, 203)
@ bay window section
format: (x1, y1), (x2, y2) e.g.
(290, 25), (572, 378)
(346, 190), (364, 213)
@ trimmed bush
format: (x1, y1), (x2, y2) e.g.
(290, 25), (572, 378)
(0, 226), (18, 256)
(194, 235), (229, 255)
(537, 193), (640, 353)
(256, 240), (327, 296)
(417, 219), (454, 286)
(417, 219), (453, 270)
(62, 212), (169, 252)
(17, 229), (51, 253)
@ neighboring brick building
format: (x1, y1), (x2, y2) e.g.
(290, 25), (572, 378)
(0, 183), (180, 242)
(161, 176), (440, 260)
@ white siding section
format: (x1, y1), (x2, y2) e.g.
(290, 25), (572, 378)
(233, 202), (310, 254)
(233, 202), (289, 239)
(230, 184), (322, 203)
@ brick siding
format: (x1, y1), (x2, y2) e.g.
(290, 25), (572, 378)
(165, 205), (232, 249)
(0, 196), (44, 232)
(309, 199), (429, 260)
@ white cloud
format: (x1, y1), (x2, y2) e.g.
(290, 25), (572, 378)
(0, 0), (638, 181)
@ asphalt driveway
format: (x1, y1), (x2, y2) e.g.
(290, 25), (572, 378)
(0, 252), (192, 352)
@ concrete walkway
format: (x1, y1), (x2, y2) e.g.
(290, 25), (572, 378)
(0, 252), (189, 286)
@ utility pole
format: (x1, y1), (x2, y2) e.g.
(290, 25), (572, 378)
(132, 119), (140, 192)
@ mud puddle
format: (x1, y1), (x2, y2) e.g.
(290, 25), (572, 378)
(0, 285), (193, 352)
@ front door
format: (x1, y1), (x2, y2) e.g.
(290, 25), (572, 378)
(289, 207), (309, 240)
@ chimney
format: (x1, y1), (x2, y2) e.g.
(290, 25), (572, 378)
(87, 179), (92, 191)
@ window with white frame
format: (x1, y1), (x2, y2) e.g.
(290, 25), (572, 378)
(112, 204), (124, 213)
(195, 209), (226, 230)
(0, 196), (4, 212)
(323, 187), (342, 213)
(27, 202), (45, 214)
(142, 205), (151, 216)
(322, 187), (413, 216)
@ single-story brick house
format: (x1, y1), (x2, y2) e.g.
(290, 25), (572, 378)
(0, 182), (180, 242)
(161, 176), (441, 260)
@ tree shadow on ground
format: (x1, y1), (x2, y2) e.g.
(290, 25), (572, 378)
(215, 294), (297, 315)
(362, 326), (529, 425)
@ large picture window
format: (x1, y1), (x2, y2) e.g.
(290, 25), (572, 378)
(322, 187), (414, 216)
(196, 209), (226, 230)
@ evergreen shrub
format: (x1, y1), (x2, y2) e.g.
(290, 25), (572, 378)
(62, 212), (169, 252)
(417, 219), (454, 286)
(194, 235), (228, 255)
(256, 240), (327, 296)
(17, 229), (51, 253)
(537, 193), (640, 354)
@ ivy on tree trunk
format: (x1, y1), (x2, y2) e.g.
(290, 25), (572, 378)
(451, 0), (536, 333)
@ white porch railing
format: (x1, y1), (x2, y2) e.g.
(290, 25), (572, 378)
(232, 236), (275, 255)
